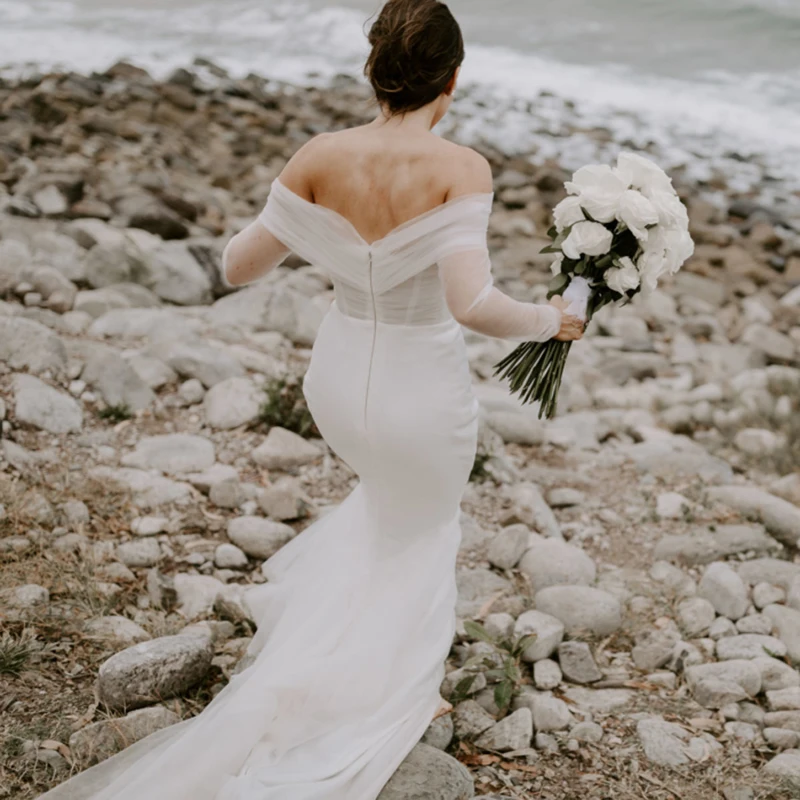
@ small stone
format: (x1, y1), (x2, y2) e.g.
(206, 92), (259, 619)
(62, 500), (90, 526)
(203, 377), (262, 430)
(534, 732), (559, 753)
(763, 604), (800, 664)
(174, 574), (225, 620)
(698, 562), (749, 621)
(710, 617), (737, 640)
(716, 634), (787, 661)
(558, 641), (602, 684)
(632, 628), (681, 672)
(214, 543), (249, 569)
(421, 714), (454, 751)
(677, 597), (717, 638)
(725, 721), (758, 744)
(487, 524), (530, 570)
(569, 721), (603, 743)
(736, 613), (774, 635)
(83, 616), (151, 646)
(518, 539), (596, 593)
(656, 492), (690, 519)
(646, 672), (677, 690)
(764, 728), (799, 749)
(637, 716), (691, 767)
(532, 694), (574, 732)
(227, 516), (295, 560)
(692, 679), (748, 709)
(441, 668), (486, 702)
(122, 434), (215, 475)
(535, 586), (622, 637)
(763, 752), (800, 788)
(513, 610), (565, 662)
(754, 656), (800, 691)
(452, 699), (495, 739)
(131, 516), (168, 537)
(484, 613), (515, 641)
(257, 477), (308, 521)
(14, 374), (83, 434)
(534, 659), (562, 690)
(251, 427), (321, 470)
(547, 488), (585, 508)
(753, 582), (786, 610)
(377, 744), (473, 800)
(178, 378), (205, 405)
(209, 479), (244, 509)
(116, 539), (162, 568)
(767, 688), (800, 711)
(475, 708), (533, 752)
(686, 660), (762, 697)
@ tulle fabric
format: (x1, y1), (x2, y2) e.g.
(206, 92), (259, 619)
(39, 177), (556, 800)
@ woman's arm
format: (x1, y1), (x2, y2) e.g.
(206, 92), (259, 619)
(439, 149), (584, 342)
(222, 223), (290, 287)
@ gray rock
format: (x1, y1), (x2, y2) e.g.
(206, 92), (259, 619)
(89, 467), (193, 509)
(122, 434), (215, 475)
(706, 486), (800, 548)
(148, 339), (245, 388)
(738, 559), (800, 592)
(632, 628), (682, 671)
(487, 525), (530, 570)
(533, 659), (562, 690)
(131, 516), (168, 537)
(485, 410), (544, 446)
(764, 728), (800, 749)
(558, 641), (602, 684)
(174, 574), (225, 620)
(251, 427), (322, 470)
(504, 482), (561, 539)
(227, 517), (295, 560)
(455, 568), (513, 619)
(178, 379), (205, 405)
(452, 699), (495, 739)
(531, 694), (574, 732)
(736, 614), (774, 635)
(0, 317), (67, 376)
(717, 634), (787, 661)
(686, 660), (762, 697)
(763, 752), (800, 789)
(569, 721), (604, 743)
(767, 687), (800, 711)
(656, 492), (689, 520)
(709, 616), (737, 639)
(699, 562), (749, 621)
(68, 706), (180, 767)
(257, 478), (309, 521)
(534, 733), (560, 753)
(692, 679), (748, 709)
(765, 712), (800, 732)
(82, 349), (156, 411)
(83, 616), (151, 646)
(513, 610), (565, 662)
(475, 708), (533, 752)
(623, 439), (734, 483)
(13, 374), (82, 434)
(654, 524), (779, 566)
(63, 499), (90, 526)
(421, 714), (454, 751)
(377, 743), (474, 800)
(116, 538), (162, 568)
(97, 634), (214, 711)
(483, 613), (515, 641)
(127, 354), (177, 390)
(763, 604), (800, 664)
(186, 464), (240, 494)
(752, 582), (785, 610)
(534, 586), (622, 636)
(637, 717), (694, 767)
(0, 583), (50, 618)
(518, 539), (596, 593)
(547, 488), (585, 508)
(209, 479), (245, 509)
(754, 656), (800, 691)
(441, 669), (487, 703)
(677, 597), (717, 638)
(92, 308), (198, 342)
(563, 687), (635, 715)
(204, 377), (263, 430)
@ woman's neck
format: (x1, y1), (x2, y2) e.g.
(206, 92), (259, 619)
(372, 102), (440, 132)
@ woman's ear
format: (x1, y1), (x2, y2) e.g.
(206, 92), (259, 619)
(445, 66), (461, 96)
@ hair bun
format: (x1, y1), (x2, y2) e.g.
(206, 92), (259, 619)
(365, 0), (464, 114)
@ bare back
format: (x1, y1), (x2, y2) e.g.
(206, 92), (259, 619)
(278, 124), (491, 246)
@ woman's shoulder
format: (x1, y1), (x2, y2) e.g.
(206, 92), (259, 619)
(438, 141), (493, 199)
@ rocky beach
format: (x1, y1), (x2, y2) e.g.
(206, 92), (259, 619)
(1, 60), (800, 800)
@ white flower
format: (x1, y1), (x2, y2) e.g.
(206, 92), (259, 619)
(616, 189), (659, 241)
(565, 164), (628, 223)
(550, 253), (564, 276)
(605, 256), (641, 294)
(638, 248), (668, 294)
(562, 221), (614, 260)
(662, 228), (695, 274)
(615, 152), (674, 194)
(645, 188), (689, 230)
(552, 196), (585, 232)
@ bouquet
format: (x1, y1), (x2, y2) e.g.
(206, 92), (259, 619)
(494, 152), (694, 419)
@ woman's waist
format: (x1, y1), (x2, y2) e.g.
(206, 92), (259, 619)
(327, 299), (461, 338)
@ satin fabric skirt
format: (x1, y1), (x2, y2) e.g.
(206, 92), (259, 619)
(37, 301), (480, 800)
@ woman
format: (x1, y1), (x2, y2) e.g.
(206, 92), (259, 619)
(38, 1), (583, 798)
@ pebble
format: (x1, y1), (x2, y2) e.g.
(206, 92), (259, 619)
(251, 427), (322, 470)
(131, 516), (168, 537)
(677, 596), (717, 638)
(116, 538), (162, 568)
(533, 659), (562, 690)
(518, 538), (596, 593)
(558, 641), (602, 684)
(227, 516), (295, 560)
(475, 708), (533, 752)
(214, 543), (249, 569)
(513, 610), (565, 662)
(531, 694), (574, 732)
(656, 492), (689, 519)
(534, 586), (622, 637)
(487, 524), (530, 570)
(698, 562), (749, 621)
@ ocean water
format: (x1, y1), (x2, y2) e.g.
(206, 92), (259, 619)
(1, 0), (799, 212)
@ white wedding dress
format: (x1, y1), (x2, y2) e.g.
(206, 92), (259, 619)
(38, 178), (561, 800)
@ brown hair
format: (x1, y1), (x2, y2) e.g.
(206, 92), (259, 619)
(365, 0), (465, 115)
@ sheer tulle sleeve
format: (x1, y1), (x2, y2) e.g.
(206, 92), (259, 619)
(221, 194), (291, 287)
(437, 237), (562, 343)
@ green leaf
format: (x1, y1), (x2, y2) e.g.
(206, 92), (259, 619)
(451, 674), (478, 704)
(464, 620), (495, 645)
(574, 261), (585, 275)
(485, 668), (507, 681)
(504, 659), (520, 682)
(540, 244), (562, 255)
(548, 273), (570, 295)
(513, 633), (538, 657)
(494, 680), (514, 712)
(546, 225), (558, 239)
(462, 655), (487, 669)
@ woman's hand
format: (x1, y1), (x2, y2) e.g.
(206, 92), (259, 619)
(549, 295), (585, 342)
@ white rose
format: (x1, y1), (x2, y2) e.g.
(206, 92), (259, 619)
(552, 196), (585, 232)
(616, 189), (659, 241)
(550, 253), (564, 276)
(638, 248), (668, 294)
(565, 164), (627, 223)
(645, 188), (689, 230)
(562, 221), (613, 261)
(662, 228), (695, 274)
(614, 152), (674, 194)
(605, 256), (641, 294)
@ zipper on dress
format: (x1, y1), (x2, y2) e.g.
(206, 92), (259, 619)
(363, 249), (378, 430)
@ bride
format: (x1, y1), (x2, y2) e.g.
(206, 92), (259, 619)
(38, 1), (583, 798)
